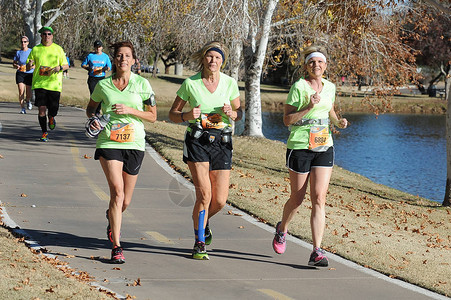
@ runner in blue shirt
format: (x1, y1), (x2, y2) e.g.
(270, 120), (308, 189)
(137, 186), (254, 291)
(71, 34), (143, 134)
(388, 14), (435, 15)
(82, 40), (112, 114)
(13, 36), (34, 114)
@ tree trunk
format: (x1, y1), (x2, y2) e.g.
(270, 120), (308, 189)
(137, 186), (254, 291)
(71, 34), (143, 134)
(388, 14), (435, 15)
(34, 0), (43, 45)
(242, 0), (279, 137)
(443, 65), (451, 206)
(229, 39), (242, 81)
(152, 51), (160, 78)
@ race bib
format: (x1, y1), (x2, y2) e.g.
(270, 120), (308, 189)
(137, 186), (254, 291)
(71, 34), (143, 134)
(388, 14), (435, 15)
(93, 66), (103, 76)
(39, 66), (52, 76)
(18, 65), (26, 72)
(308, 126), (330, 152)
(110, 123), (135, 143)
(201, 113), (227, 129)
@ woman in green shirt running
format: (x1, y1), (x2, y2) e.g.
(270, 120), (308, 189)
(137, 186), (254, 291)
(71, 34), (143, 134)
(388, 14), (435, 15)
(272, 45), (348, 267)
(169, 41), (242, 260)
(86, 41), (156, 264)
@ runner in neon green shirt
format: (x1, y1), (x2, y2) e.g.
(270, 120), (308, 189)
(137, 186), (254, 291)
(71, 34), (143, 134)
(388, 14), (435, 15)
(86, 41), (157, 264)
(90, 72), (154, 151)
(26, 26), (68, 141)
(272, 46), (348, 267)
(169, 41), (242, 260)
(285, 77), (336, 150)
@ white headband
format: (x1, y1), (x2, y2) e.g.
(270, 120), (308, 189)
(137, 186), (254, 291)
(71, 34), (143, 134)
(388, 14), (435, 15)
(305, 52), (327, 64)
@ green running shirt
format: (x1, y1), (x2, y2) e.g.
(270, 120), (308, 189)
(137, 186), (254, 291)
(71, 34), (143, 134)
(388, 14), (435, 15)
(176, 72), (240, 126)
(91, 73), (154, 151)
(27, 43), (68, 92)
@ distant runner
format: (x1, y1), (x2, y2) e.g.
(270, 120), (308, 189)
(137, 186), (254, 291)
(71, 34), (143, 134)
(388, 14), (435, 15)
(26, 26), (68, 142)
(81, 40), (111, 115)
(13, 35), (33, 114)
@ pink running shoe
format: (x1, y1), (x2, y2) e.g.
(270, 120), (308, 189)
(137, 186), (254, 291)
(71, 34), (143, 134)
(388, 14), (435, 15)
(111, 246), (125, 264)
(272, 221), (287, 254)
(308, 247), (329, 267)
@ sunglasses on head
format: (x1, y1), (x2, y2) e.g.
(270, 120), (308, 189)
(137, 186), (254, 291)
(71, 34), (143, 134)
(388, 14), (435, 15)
(41, 32), (52, 36)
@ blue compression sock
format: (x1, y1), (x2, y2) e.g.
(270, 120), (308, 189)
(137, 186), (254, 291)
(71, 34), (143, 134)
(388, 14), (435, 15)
(196, 210), (205, 243)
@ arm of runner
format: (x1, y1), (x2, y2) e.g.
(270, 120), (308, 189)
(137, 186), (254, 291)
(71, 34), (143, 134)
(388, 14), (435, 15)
(283, 103), (314, 127)
(222, 96), (242, 121)
(169, 96), (201, 123)
(112, 103), (157, 123)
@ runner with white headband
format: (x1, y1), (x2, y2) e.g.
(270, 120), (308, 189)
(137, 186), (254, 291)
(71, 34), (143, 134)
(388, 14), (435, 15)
(272, 45), (348, 267)
(305, 51), (327, 64)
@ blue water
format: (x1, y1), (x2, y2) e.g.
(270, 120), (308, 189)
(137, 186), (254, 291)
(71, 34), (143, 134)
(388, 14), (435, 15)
(236, 113), (446, 203)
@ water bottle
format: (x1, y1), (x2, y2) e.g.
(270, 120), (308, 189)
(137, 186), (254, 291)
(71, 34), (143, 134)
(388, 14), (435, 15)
(98, 114), (110, 129)
(191, 120), (203, 139)
(221, 126), (232, 144)
(85, 114), (110, 138)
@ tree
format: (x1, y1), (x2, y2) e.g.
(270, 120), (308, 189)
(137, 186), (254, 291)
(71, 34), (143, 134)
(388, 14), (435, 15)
(404, 0), (450, 206)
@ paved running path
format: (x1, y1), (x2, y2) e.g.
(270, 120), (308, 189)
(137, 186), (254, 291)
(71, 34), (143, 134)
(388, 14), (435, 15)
(0, 102), (446, 300)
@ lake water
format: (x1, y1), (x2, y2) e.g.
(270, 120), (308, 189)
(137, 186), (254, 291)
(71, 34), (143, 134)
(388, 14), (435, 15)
(235, 112), (446, 203)
(157, 108), (446, 203)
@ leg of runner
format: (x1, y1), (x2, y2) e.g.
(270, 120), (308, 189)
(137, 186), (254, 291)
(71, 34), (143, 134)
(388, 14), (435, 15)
(188, 161), (211, 260)
(38, 106), (48, 141)
(309, 167), (332, 247)
(204, 170), (230, 245)
(18, 82), (26, 114)
(100, 158), (137, 264)
(273, 170), (309, 254)
(26, 84), (32, 110)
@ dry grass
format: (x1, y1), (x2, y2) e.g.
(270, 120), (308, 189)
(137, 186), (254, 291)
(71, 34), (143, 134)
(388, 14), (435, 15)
(0, 221), (114, 299)
(145, 120), (450, 297)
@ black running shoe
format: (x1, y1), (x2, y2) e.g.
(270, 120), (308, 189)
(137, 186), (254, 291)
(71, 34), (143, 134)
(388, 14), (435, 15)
(111, 246), (125, 264)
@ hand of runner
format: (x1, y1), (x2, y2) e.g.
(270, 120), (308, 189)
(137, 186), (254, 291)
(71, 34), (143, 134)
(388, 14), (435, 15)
(337, 118), (348, 129)
(191, 105), (201, 119)
(27, 60), (34, 70)
(222, 103), (233, 118)
(310, 92), (321, 106)
(112, 103), (131, 115)
(90, 118), (101, 130)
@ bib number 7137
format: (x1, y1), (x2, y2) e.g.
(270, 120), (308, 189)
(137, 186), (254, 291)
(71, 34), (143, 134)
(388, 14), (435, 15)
(110, 123), (135, 143)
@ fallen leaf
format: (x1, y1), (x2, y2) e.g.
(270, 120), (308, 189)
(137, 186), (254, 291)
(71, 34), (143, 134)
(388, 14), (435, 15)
(238, 226), (244, 229)
(83, 154), (92, 159)
(113, 267), (121, 270)
(20, 193), (27, 197)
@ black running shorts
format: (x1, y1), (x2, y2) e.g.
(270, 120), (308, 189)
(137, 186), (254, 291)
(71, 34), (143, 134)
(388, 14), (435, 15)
(183, 129), (233, 170)
(87, 76), (104, 95)
(95, 148), (145, 175)
(34, 88), (61, 116)
(16, 72), (33, 86)
(286, 147), (334, 174)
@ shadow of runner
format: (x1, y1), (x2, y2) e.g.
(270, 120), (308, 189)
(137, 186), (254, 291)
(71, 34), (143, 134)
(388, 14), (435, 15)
(207, 248), (317, 270)
(13, 228), (312, 270)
